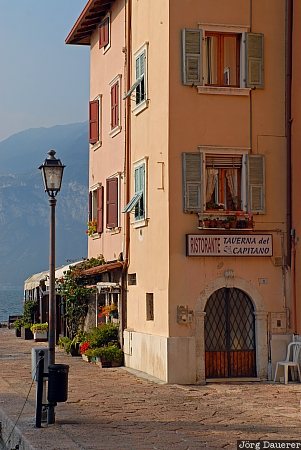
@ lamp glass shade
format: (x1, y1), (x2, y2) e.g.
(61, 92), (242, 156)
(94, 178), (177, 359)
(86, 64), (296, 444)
(42, 165), (64, 193)
(39, 150), (65, 197)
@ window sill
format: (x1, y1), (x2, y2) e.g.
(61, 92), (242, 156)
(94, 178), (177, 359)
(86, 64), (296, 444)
(90, 233), (101, 240)
(132, 218), (148, 229)
(109, 126), (122, 138)
(199, 210), (248, 216)
(132, 99), (149, 116)
(197, 226), (254, 231)
(197, 86), (251, 96)
(90, 141), (102, 151)
(106, 227), (121, 235)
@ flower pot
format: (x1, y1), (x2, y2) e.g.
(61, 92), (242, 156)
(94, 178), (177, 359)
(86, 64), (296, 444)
(111, 360), (122, 367)
(21, 327), (33, 340)
(33, 331), (48, 342)
(82, 354), (91, 362)
(95, 357), (112, 368)
(70, 343), (80, 357)
(15, 328), (21, 338)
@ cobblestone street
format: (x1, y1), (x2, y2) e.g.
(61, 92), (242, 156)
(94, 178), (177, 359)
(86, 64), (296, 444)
(0, 328), (301, 449)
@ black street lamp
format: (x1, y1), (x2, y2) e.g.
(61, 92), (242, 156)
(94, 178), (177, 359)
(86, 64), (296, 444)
(39, 149), (65, 424)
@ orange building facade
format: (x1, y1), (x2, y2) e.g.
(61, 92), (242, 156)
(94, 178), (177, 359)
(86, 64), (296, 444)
(67, 0), (299, 384)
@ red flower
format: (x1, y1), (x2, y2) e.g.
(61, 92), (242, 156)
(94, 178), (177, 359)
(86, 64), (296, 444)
(79, 341), (90, 355)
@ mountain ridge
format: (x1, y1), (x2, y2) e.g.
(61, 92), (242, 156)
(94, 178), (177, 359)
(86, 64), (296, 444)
(0, 122), (89, 288)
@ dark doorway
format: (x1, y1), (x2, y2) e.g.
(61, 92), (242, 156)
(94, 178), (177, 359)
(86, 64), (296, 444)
(205, 287), (256, 378)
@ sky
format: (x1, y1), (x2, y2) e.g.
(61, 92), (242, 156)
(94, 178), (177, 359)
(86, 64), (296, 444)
(0, 0), (89, 142)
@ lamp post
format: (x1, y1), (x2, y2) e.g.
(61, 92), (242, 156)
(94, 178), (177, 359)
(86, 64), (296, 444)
(39, 149), (65, 424)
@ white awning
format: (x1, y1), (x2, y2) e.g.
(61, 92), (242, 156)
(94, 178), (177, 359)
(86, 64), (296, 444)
(97, 282), (121, 293)
(54, 260), (84, 280)
(24, 270), (49, 291)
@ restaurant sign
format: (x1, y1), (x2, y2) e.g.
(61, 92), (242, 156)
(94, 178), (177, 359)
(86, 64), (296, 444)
(187, 234), (273, 257)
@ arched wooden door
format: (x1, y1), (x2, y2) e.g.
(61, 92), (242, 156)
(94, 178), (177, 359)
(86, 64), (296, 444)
(205, 288), (256, 378)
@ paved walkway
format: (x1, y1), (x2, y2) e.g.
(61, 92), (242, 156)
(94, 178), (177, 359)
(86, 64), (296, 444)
(0, 328), (301, 450)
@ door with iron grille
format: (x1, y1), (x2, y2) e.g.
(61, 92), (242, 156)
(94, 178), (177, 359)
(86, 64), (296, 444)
(205, 288), (256, 378)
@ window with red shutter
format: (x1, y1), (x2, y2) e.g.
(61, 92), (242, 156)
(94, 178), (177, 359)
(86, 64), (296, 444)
(99, 16), (110, 49)
(106, 178), (118, 229)
(97, 186), (104, 234)
(89, 100), (99, 144)
(111, 82), (119, 130)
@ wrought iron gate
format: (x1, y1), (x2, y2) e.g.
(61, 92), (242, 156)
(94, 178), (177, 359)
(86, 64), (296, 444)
(205, 288), (256, 378)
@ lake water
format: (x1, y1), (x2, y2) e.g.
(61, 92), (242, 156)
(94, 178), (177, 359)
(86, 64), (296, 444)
(0, 288), (23, 323)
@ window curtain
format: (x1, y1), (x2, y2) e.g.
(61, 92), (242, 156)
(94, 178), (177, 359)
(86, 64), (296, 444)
(206, 169), (218, 202)
(226, 169), (238, 208)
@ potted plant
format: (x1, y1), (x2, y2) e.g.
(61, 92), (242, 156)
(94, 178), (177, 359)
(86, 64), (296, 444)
(86, 219), (97, 236)
(93, 345), (124, 368)
(202, 218), (211, 228)
(21, 322), (34, 340)
(70, 332), (87, 356)
(13, 318), (23, 337)
(228, 216), (237, 229)
(30, 323), (48, 342)
(58, 336), (72, 353)
(80, 340), (91, 362)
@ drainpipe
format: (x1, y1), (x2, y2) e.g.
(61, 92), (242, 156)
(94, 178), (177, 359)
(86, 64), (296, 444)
(121, 0), (131, 340)
(285, 0), (295, 331)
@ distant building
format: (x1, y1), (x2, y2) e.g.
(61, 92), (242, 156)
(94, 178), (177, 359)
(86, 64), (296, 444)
(66, 0), (298, 384)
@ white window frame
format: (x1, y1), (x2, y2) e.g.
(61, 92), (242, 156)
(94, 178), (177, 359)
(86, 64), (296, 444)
(133, 43), (149, 115)
(198, 24), (250, 96)
(90, 94), (102, 151)
(109, 75), (122, 138)
(199, 146), (249, 214)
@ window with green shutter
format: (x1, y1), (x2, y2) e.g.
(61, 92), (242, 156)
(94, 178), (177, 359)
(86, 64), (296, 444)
(123, 159), (147, 224)
(134, 163), (145, 220)
(135, 51), (146, 105)
(181, 29), (264, 89)
(245, 33), (264, 89)
(182, 152), (203, 212)
(183, 151), (265, 214)
(182, 29), (202, 85)
(247, 155), (265, 213)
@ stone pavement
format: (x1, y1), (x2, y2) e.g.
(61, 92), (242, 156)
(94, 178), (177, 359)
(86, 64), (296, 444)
(1, 328), (301, 450)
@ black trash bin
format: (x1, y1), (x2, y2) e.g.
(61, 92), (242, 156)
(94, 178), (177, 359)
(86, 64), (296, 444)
(48, 364), (69, 403)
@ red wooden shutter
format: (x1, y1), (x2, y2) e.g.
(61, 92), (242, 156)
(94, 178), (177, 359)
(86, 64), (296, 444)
(89, 100), (99, 144)
(99, 17), (109, 49)
(111, 82), (119, 129)
(106, 178), (118, 228)
(97, 186), (104, 234)
(88, 191), (92, 222)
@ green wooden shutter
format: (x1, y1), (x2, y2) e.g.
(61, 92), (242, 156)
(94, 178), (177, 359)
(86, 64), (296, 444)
(136, 52), (145, 104)
(182, 152), (203, 212)
(247, 154), (265, 213)
(134, 164), (145, 220)
(182, 29), (202, 86)
(246, 33), (264, 89)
